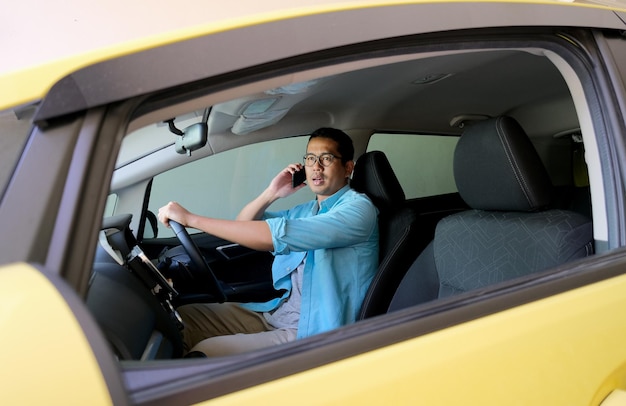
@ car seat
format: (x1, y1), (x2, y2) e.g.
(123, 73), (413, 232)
(388, 116), (594, 311)
(351, 150), (427, 319)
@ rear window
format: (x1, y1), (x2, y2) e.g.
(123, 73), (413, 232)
(367, 133), (459, 198)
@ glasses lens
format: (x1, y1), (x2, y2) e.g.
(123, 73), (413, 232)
(303, 153), (339, 167)
(304, 154), (316, 166)
(319, 154), (334, 166)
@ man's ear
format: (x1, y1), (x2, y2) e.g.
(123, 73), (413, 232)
(345, 160), (355, 178)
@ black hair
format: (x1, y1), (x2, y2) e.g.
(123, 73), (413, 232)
(309, 127), (354, 163)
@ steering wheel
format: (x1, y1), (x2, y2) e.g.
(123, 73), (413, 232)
(169, 220), (227, 302)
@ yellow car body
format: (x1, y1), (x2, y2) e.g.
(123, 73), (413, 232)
(0, 264), (114, 405)
(4, 1), (626, 404)
(2, 0), (625, 110)
(220, 273), (626, 405)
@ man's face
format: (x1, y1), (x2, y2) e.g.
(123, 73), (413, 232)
(305, 137), (354, 201)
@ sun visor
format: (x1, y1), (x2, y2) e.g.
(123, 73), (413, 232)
(231, 108), (289, 135)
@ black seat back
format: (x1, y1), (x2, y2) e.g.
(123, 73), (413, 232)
(389, 116), (593, 311)
(351, 151), (426, 319)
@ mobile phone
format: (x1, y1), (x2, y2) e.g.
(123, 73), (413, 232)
(292, 168), (306, 188)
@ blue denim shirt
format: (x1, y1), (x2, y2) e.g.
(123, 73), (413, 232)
(241, 185), (379, 339)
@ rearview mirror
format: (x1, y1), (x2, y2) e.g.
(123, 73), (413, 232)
(175, 123), (208, 156)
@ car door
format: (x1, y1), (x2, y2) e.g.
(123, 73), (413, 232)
(0, 263), (128, 405)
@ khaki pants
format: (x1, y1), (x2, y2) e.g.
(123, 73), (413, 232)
(178, 302), (297, 357)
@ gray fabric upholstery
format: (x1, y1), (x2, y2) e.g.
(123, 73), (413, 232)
(434, 209), (592, 298)
(388, 116), (593, 312)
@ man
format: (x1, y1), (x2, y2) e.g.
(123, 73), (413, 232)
(158, 127), (379, 356)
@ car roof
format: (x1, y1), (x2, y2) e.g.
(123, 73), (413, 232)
(2, 0), (626, 113)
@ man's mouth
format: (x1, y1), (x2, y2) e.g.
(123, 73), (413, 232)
(311, 175), (324, 186)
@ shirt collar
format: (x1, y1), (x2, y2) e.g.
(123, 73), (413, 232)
(315, 184), (350, 214)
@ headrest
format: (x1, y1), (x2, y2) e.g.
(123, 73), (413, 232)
(351, 150), (406, 211)
(454, 116), (552, 211)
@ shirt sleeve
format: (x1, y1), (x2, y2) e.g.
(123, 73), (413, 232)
(265, 195), (377, 255)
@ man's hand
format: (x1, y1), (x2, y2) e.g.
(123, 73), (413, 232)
(158, 201), (192, 228)
(268, 163), (307, 199)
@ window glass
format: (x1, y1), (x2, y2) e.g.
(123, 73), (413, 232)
(149, 136), (312, 237)
(367, 133), (459, 198)
(104, 194), (118, 217)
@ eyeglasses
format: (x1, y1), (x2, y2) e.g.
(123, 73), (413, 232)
(303, 153), (342, 167)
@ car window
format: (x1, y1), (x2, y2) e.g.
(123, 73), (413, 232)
(0, 107), (34, 196)
(367, 133), (459, 198)
(148, 136), (312, 237)
(104, 194), (118, 217)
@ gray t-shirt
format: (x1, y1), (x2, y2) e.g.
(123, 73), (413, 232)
(263, 258), (304, 330)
